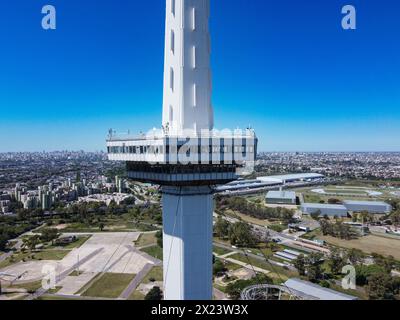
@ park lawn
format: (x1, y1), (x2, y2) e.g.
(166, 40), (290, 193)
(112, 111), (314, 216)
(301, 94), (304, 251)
(230, 253), (271, 271)
(229, 253), (296, 281)
(128, 290), (145, 300)
(222, 260), (242, 271)
(268, 224), (287, 233)
(320, 234), (400, 260)
(213, 245), (231, 256)
(0, 249), (71, 269)
(82, 273), (136, 298)
(135, 232), (157, 247)
(7, 280), (43, 293)
(328, 282), (368, 300)
(0, 251), (32, 269)
(301, 228), (322, 240)
(36, 295), (84, 301)
(47, 286), (62, 294)
(213, 284), (227, 294)
(224, 209), (271, 227)
(142, 266), (163, 283)
(33, 249), (71, 260)
(141, 245), (163, 260)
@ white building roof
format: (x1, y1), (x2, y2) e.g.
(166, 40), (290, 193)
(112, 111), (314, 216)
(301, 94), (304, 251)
(257, 173), (324, 183)
(284, 278), (358, 300)
(301, 203), (347, 210)
(266, 191), (296, 200)
(342, 200), (390, 206)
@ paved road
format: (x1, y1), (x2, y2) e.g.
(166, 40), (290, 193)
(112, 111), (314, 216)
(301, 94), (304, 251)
(213, 287), (227, 300)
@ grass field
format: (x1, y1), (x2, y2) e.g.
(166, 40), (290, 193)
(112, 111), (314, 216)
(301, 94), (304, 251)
(141, 245), (163, 260)
(224, 209), (271, 227)
(141, 266), (163, 283)
(213, 246), (231, 256)
(5, 280), (43, 293)
(128, 290), (145, 300)
(82, 273), (135, 298)
(0, 249), (70, 269)
(296, 183), (396, 204)
(222, 260), (242, 271)
(36, 295), (84, 300)
(135, 232), (157, 247)
(229, 253), (297, 280)
(33, 250), (71, 260)
(321, 234), (400, 260)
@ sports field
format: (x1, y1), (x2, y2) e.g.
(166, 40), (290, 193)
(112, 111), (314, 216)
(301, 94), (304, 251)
(321, 234), (400, 260)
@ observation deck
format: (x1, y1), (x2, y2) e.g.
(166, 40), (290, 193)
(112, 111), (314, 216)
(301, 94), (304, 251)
(106, 129), (258, 186)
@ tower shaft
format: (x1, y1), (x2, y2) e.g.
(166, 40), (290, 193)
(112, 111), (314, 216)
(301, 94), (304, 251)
(162, 0), (214, 134)
(162, 186), (213, 300)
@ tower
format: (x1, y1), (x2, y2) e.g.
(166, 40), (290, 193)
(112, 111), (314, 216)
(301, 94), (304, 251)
(106, 0), (257, 300)
(162, 0), (213, 135)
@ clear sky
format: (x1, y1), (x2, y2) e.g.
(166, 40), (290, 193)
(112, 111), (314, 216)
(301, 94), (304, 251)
(0, 0), (399, 152)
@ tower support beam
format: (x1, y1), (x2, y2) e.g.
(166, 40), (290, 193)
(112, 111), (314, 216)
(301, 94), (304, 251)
(162, 185), (213, 300)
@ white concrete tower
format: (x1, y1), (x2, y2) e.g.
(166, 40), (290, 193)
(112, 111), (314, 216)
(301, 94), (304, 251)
(162, 0), (214, 134)
(106, 0), (258, 301)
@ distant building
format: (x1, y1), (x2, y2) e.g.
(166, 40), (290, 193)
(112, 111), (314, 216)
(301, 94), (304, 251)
(284, 278), (358, 300)
(301, 203), (348, 217)
(343, 200), (392, 215)
(257, 173), (324, 184)
(266, 190), (296, 205)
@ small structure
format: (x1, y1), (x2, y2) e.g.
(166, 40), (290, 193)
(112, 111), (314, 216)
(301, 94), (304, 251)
(284, 278), (358, 300)
(343, 200), (392, 215)
(274, 249), (304, 262)
(55, 235), (77, 246)
(266, 190), (296, 205)
(301, 203), (348, 218)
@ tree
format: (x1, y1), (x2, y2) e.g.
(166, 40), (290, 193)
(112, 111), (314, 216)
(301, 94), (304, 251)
(328, 248), (346, 275)
(320, 219), (333, 236)
(306, 253), (324, 283)
(346, 248), (364, 265)
(372, 253), (396, 274)
(367, 273), (396, 300)
(328, 198), (341, 204)
(22, 235), (41, 252)
(145, 286), (163, 300)
(214, 216), (230, 239)
(310, 210), (321, 221)
(0, 234), (8, 251)
(156, 230), (163, 248)
(213, 259), (227, 276)
(391, 210), (400, 227)
(355, 264), (386, 286)
(293, 254), (306, 276)
(40, 228), (59, 244)
(228, 222), (256, 247)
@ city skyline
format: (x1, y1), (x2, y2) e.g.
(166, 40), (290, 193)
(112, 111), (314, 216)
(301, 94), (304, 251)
(1, 0), (400, 152)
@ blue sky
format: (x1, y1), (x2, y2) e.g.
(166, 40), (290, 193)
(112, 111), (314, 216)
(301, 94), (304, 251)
(0, 0), (399, 152)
